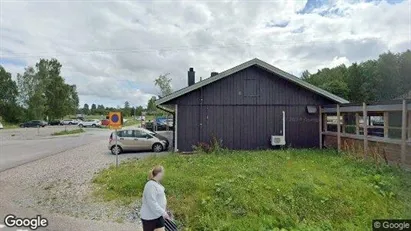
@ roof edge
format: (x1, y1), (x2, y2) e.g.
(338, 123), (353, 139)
(156, 58), (349, 105)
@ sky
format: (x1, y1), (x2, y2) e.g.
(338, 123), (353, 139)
(0, 0), (410, 108)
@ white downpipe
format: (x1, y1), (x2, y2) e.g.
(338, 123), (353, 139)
(174, 104), (178, 152)
(282, 111), (285, 138)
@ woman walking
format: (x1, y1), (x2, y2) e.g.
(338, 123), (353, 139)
(140, 165), (169, 231)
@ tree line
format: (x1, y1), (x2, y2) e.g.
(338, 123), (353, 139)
(0, 59), (79, 123)
(80, 102), (145, 118)
(302, 50), (411, 102)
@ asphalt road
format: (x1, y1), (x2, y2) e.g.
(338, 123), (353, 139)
(0, 127), (111, 172)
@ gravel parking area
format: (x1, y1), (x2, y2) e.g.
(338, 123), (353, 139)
(0, 125), (84, 141)
(0, 137), (168, 230)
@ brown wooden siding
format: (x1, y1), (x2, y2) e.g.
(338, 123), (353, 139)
(169, 65), (335, 151)
(324, 135), (411, 165)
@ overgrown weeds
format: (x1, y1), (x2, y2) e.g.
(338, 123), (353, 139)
(93, 149), (411, 230)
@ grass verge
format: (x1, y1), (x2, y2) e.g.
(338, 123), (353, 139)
(52, 128), (85, 136)
(92, 149), (411, 230)
(1, 121), (19, 129)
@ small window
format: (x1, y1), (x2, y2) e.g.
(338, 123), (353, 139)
(134, 130), (148, 138)
(118, 130), (133, 137)
(244, 79), (258, 97)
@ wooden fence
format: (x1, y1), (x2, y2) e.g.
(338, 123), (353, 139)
(319, 100), (411, 166)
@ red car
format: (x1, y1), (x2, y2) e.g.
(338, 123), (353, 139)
(101, 119), (110, 126)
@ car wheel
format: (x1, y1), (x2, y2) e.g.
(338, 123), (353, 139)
(152, 143), (163, 152)
(79, 124), (83, 128)
(69, 122), (72, 125)
(111, 145), (122, 155)
(92, 124), (96, 128)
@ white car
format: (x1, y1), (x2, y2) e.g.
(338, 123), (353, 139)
(78, 119), (101, 128)
(0, 122), (3, 129)
(61, 119), (78, 125)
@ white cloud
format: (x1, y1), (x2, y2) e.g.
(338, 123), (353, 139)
(0, 0), (410, 107)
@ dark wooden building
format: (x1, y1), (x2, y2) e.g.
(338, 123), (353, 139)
(157, 58), (348, 152)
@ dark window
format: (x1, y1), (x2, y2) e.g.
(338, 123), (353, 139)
(117, 130), (133, 137)
(134, 130), (148, 138)
(244, 79), (258, 96)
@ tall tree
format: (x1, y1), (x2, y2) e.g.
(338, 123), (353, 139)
(135, 106), (144, 116)
(17, 66), (47, 120)
(398, 50), (411, 96)
(302, 50), (411, 102)
(91, 103), (97, 114)
(0, 66), (18, 106)
(122, 101), (131, 117)
(16, 59), (78, 120)
(68, 85), (79, 114)
(83, 103), (89, 114)
(124, 101), (130, 110)
(0, 66), (21, 123)
(147, 96), (157, 114)
(154, 73), (173, 97)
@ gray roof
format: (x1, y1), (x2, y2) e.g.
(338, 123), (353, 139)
(156, 58), (349, 105)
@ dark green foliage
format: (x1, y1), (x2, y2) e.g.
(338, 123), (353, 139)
(15, 59), (79, 121)
(303, 50), (411, 102)
(0, 66), (21, 123)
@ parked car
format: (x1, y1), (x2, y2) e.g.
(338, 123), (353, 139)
(20, 120), (47, 128)
(101, 119), (110, 126)
(0, 122), (3, 129)
(144, 120), (173, 131)
(78, 119), (101, 127)
(60, 119), (78, 125)
(48, 120), (61, 126)
(108, 128), (169, 154)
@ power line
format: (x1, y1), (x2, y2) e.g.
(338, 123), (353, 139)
(2, 33), (407, 59)
(0, 40), (337, 58)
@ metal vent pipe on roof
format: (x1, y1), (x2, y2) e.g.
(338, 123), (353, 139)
(188, 67), (195, 86)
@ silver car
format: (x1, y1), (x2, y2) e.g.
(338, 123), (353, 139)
(108, 128), (169, 154)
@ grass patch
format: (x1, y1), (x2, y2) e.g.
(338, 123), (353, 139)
(52, 128), (85, 136)
(123, 118), (141, 126)
(1, 121), (19, 129)
(93, 150), (411, 230)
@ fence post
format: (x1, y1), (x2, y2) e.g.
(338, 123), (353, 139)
(355, 112), (360, 135)
(384, 112), (389, 139)
(319, 106), (323, 149)
(408, 110), (411, 142)
(337, 104), (341, 153)
(363, 103), (368, 157)
(341, 113), (346, 134)
(401, 100), (407, 164)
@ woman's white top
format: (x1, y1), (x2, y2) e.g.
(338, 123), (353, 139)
(140, 180), (167, 220)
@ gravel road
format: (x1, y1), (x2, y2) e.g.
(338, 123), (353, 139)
(0, 130), (169, 231)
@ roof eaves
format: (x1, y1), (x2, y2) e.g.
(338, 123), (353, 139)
(156, 58), (349, 105)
